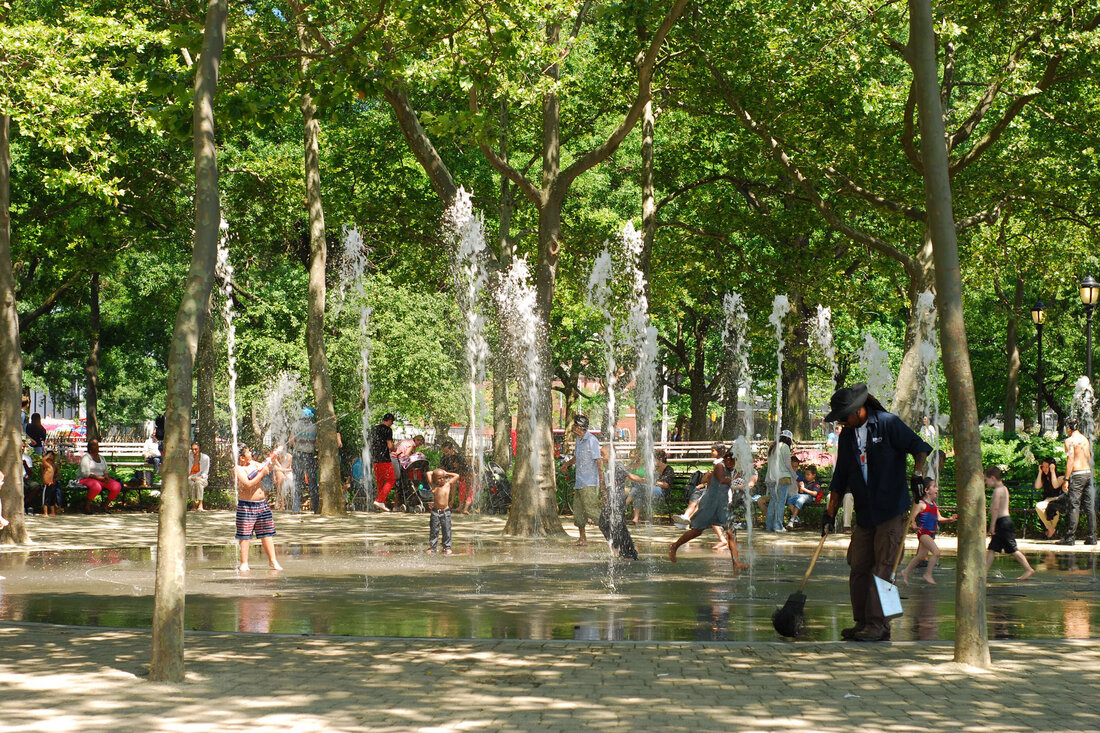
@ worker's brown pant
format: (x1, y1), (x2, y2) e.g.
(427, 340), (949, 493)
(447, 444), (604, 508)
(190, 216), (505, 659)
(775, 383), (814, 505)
(847, 513), (906, 634)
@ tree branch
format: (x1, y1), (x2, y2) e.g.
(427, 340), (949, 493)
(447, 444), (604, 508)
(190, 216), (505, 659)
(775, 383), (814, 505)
(901, 82), (923, 172)
(657, 220), (727, 244)
(950, 52), (1063, 175)
(382, 85), (459, 207)
(706, 61), (916, 270)
(955, 196), (1014, 231)
(18, 271), (81, 331)
(470, 89), (543, 206)
(557, 0), (690, 190)
(824, 166), (926, 222)
(656, 173), (770, 212)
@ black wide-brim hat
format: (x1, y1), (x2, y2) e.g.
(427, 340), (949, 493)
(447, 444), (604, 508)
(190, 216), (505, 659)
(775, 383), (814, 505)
(824, 383), (870, 422)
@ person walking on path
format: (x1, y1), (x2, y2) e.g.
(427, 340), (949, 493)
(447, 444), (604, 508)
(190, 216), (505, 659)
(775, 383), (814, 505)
(369, 413), (397, 512)
(559, 414), (602, 547)
(1055, 418), (1095, 546)
(985, 465), (1035, 580)
(821, 383), (930, 642)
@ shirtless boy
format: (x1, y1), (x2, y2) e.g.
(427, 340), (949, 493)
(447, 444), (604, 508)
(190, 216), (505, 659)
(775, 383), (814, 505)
(1058, 418), (1096, 545)
(235, 446), (283, 572)
(985, 466), (1034, 581)
(427, 467), (459, 555)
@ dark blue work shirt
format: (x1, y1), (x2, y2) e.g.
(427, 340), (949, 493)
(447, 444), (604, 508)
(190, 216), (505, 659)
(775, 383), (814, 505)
(829, 410), (932, 528)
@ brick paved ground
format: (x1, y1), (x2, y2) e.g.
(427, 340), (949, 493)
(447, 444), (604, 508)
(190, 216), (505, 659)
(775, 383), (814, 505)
(0, 625), (1098, 732)
(1, 512), (1097, 732)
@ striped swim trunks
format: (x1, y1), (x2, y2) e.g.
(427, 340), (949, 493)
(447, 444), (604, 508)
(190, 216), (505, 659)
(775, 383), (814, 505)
(236, 499), (276, 540)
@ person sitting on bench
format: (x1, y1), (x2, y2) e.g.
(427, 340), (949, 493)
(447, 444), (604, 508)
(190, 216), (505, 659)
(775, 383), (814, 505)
(143, 433), (162, 479)
(79, 439), (122, 513)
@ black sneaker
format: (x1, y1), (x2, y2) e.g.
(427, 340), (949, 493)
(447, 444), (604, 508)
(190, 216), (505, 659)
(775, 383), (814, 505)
(1057, 538), (1075, 546)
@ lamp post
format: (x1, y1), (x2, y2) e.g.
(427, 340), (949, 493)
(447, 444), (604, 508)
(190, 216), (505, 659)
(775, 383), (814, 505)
(1031, 300), (1046, 432)
(1083, 276), (1100, 387)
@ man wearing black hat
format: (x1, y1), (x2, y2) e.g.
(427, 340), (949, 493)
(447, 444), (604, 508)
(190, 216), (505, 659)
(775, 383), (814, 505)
(821, 383), (931, 642)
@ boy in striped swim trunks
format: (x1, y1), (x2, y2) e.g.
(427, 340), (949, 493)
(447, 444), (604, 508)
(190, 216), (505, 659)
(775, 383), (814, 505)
(235, 446), (283, 572)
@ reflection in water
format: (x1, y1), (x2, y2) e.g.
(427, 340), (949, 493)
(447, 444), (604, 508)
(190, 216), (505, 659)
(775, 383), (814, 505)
(237, 595), (273, 634)
(0, 543), (1097, 642)
(1064, 600), (1091, 639)
(910, 585), (939, 641)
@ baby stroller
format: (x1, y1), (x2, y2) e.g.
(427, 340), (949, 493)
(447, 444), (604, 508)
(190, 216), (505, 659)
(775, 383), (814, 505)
(397, 455), (433, 512)
(483, 462), (512, 514)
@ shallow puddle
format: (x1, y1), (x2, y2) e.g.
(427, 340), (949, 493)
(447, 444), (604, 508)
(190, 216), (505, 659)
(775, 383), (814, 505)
(0, 540), (1096, 641)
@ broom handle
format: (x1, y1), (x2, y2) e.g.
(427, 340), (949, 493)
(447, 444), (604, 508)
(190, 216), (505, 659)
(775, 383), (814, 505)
(890, 503), (921, 580)
(797, 532), (829, 592)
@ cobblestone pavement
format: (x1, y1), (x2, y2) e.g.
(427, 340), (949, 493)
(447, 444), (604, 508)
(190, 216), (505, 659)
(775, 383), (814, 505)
(1, 513), (1098, 732)
(0, 625), (1098, 732)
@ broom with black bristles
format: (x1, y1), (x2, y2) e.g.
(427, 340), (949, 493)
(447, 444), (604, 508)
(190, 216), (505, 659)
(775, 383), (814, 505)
(772, 532), (829, 638)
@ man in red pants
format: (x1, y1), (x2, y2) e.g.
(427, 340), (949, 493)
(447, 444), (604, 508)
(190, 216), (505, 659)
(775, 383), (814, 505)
(369, 413), (397, 511)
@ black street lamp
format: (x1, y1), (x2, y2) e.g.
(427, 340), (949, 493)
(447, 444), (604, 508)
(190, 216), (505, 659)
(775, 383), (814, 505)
(1031, 300), (1046, 431)
(1083, 276), (1100, 386)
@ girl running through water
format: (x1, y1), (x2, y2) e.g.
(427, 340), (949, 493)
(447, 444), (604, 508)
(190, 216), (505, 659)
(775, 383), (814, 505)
(901, 480), (956, 585)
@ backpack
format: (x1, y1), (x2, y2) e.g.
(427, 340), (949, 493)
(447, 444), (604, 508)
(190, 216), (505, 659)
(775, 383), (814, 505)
(683, 470), (704, 502)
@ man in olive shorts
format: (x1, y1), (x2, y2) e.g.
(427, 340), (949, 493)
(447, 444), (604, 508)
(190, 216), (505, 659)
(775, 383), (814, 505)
(559, 414), (603, 546)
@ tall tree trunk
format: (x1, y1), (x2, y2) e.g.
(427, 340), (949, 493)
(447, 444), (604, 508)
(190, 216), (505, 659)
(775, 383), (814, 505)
(909, 0), (989, 668)
(483, 3), (688, 533)
(639, 97), (656, 300)
(84, 272), (101, 442)
(503, 30), (567, 535)
(492, 105), (514, 471)
(196, 288), (218, 477)
(297, 22), (344, 516)
(784, 288), (811, 440)
(721, 380), (739, 441)
(0, 112), (27, 544)
(1003, 276), (1022, 435)
(687, 329), (711, 440)
(491, 357), (512, 470)
(892, 238), (935, 428)
(151, 0), (227, 682)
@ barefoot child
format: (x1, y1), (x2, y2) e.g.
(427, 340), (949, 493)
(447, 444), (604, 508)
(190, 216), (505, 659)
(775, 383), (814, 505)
(901, 480), (956, 585)
(427, 467), (459, 555)
(235, 446), (283, 572)
(669, 445), (744, 567)
(984, 465), (1034, 580)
